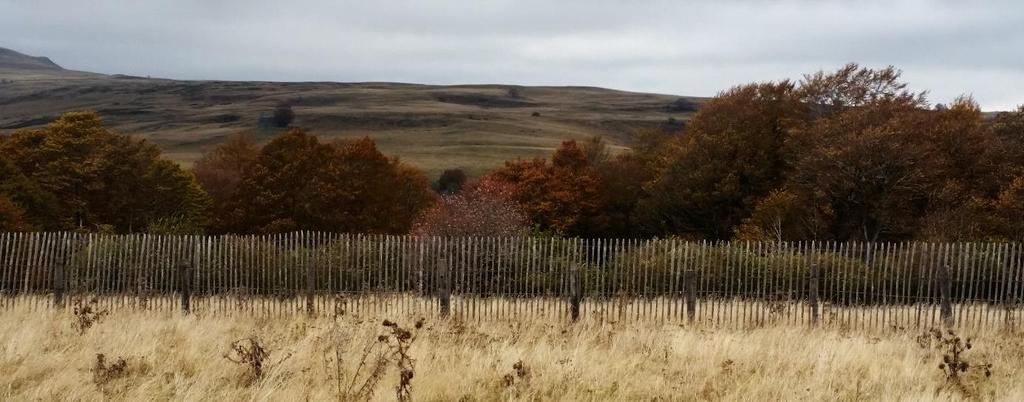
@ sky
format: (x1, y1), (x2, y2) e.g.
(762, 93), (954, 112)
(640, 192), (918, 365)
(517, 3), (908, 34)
(2, 0), (1022, 110)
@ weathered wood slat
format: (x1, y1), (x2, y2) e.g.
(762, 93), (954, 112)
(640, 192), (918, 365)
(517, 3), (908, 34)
(0, 232), (1018, 330)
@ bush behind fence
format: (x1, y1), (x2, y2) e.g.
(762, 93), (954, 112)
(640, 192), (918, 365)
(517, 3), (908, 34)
(0, 232), (1022, 328)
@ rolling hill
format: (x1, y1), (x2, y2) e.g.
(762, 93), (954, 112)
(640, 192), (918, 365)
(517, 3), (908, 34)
(0, 47), (702, 177)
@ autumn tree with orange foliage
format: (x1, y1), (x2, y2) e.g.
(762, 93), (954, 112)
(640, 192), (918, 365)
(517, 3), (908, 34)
(0, 196), (29, 231)
(2, 66), (1022, 241)
(192, 134), (260, 232)
(609, 64), (1024, 241)
(0, 112), (209, 232)
(0, 152), (54, 231)
(484, 140), (604, 236)
(638, 81), (806, 239)
(990, 177), (1024, 240)
(734, 65), (1023, 241)
(225, 129), (434, 234)
(333, 137), (435, 233)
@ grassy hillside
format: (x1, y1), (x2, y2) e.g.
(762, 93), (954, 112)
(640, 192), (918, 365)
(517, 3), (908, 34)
(0, 48), (701, 177)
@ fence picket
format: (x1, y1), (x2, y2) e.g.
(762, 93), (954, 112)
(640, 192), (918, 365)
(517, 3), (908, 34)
(0, 231), (1017, 330)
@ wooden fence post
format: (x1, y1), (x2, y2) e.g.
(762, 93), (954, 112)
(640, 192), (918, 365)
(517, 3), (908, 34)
(683, 269), (696, 323)
(438, 258), (450, 318)
(306, 255), (315, 317)
(178, 261), (192, 315)
(53, 255), (65, 310)
(1003, 244), (1018, 331)
(810, 263), (820, 326)
(570, 264), (582, 322)
(939, 264), (954, 328)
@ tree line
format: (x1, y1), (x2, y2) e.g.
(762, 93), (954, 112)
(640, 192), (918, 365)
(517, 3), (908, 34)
(485, 64), (1024, 241)
(1, 64), (1022, 241)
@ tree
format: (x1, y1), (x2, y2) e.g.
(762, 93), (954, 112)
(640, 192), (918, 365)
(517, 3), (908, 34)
(435, 168), (467, 195)
(786, 102), (932, 241)
(385, 163), (438, 234)
(0, 152), (56, 229)
(233, 129), (434, 233)
(142, 159), (211, 232)
(580, 136), (611, 168)
(773, 65), (940, 241)
(412, 179), (528, 236)
(666, 98), (699, 112)
(484, 140), (603, 236)
(592, 151), (657, 237)
(991, 105), (1024, 177)
(798, 63), (926, 118)
(656, 64), (1006, 241)
(0, 195), (30, 232)
(0, 112), (209, 232)
(637, 81), (805, 239)
(328, 137), (434, 234)
(192, 133), (260, 232)
(735, 189), (831, 241)
(233, 128), (335, 232)
(272, 105), (295, 128)
(991, 176), (1024, 241)
(911, 97), (1014, 240)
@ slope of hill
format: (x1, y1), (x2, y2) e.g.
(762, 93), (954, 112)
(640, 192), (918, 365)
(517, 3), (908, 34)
(0, 47), (103, 79)
(0, 47), (701, 177)
(0, 47), (64, 71)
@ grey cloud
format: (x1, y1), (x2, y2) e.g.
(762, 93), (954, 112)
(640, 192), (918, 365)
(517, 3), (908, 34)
(1, 0), (1021, 109)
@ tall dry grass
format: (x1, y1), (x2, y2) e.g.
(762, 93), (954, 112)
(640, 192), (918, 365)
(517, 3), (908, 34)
(0, 301), (1022, 401)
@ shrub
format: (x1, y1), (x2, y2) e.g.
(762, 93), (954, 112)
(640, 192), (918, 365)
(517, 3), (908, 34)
(435, 169), (467, 195)
(666, 97), (699, 112)
(412, 179), (528, 237)
(224, 336), (271, 385)
(92, 354), (128, 386)
(272, 105), (295, 128)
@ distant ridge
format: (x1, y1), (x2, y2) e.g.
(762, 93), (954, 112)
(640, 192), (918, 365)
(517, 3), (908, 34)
(0, 46), (703, 177)
(0, 47), (64, 71)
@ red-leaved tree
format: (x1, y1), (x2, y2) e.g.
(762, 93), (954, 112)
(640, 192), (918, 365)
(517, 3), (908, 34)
(411, 179), (528, 237)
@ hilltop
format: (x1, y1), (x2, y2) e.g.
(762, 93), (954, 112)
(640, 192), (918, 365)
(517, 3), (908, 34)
(0, 47), (701, 177)
(0, 47), (64, 71)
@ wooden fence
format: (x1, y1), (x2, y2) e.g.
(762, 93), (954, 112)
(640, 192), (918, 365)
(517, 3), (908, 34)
(0, 232), (1022, 330)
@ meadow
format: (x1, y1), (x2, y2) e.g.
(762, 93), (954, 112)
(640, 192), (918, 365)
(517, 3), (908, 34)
(1, 301), (1022, 401)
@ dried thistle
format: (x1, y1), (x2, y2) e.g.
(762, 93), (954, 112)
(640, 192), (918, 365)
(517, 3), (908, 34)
(223, 336), (271, 385)
(346, 319), (422, 402)
(920, 328), (993, 383)
(92, 353), (127, 386)
(72, 298), (108, 335)
(502, 360), (531, 388)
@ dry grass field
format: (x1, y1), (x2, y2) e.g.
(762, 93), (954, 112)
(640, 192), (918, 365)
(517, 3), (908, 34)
(0, 47), (699, 177)
(1, 300), (1022, 401)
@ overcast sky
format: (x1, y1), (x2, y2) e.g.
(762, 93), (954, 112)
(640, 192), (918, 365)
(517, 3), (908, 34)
(2, 0), (1022, 110)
